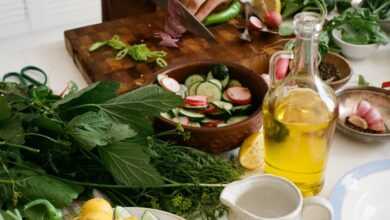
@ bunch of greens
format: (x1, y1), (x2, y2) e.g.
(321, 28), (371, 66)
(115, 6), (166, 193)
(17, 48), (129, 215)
(361, 0), (390, 20)
(0, 80), (241, 220)
(89, 35), (168, 68)
(325, 7), (389, 45)
(281, 0), (329, 18)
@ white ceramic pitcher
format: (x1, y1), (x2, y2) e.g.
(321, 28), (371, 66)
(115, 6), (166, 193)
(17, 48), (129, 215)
(220, 175), (333, 220)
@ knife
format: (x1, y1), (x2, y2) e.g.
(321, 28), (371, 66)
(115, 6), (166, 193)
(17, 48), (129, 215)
(152, 0), (217, 42)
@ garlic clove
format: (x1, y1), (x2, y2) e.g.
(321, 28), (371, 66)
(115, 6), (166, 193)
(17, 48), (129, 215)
(347, 114), (368, 130)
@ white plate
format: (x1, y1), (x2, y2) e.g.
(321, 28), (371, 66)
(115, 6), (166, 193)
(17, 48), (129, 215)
(330, 160), (390, 220)
(124, 207), (186, 220)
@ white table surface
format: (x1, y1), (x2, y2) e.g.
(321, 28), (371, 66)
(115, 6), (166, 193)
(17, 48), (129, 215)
(0, 24), (389, 219)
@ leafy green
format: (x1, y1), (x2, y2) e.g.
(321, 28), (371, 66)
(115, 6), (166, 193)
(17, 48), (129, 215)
(97, 85), (182, 135)
(98, 140), (164, 187)
(281, 0), (327, 18)
(358, 74), (370, 86)
(361, 0), (390, 20)
(326, 8), (389, 45)
(66, 111), (136, 151)
(0, 115), (25, 145)
(53, 81), (119, 112)
(0, 96), (11, 121)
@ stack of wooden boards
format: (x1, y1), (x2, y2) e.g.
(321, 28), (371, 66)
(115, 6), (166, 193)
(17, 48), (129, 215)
(64, 11), (284, 93)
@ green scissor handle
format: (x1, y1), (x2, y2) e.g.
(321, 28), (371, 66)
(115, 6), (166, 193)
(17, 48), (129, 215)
(2, 65), (48, 86)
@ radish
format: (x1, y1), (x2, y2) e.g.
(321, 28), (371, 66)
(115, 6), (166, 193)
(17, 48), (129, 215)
(226, 87), (252, 105)
(264, 11), (282, 29)
(249, 16), (264, 31)
(185, 96), (208, 107)
(160, 77), (180, 93)
(369, 122), (385, 133)
(365, 108), (383, 125)
(275, 58), (289, 80)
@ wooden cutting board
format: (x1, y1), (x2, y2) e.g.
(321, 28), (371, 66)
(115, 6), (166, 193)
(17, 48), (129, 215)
(64, 11), (284, 93)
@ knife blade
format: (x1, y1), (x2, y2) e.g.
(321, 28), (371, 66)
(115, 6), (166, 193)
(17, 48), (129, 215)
(152, 0), (217, 42)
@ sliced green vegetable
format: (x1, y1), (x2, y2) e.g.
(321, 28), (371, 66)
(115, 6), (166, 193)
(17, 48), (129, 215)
(221, 74), (230, 88)
(196, 82), (222, 102)
(179, 109), (205, 120)
(185, 74), (205, 88)
(212, 101), (233, 112)
(188, 82), (201, 96)
(209, 79), (223, 90)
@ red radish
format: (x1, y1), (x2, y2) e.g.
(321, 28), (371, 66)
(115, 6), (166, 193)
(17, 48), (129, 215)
(223, 91), (232, 102)
(203, 119), (224, 128)
(356, 100), (372, 118)
(160, 77), (180, 93)
(365, 108), (383, 125)
(369, 121), (385, 133)
(275, 58), (289, 80)
(249, 16), (264, 31)
(382, 81), (390, 89)
(185, 96), (208, 107)
(226, 87), (252, 105)
(264, 11), (282, 28)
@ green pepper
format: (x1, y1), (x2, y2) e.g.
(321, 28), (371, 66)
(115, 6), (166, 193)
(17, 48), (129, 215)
(24, 199), (63, 220)
(203, 1), (241, 26)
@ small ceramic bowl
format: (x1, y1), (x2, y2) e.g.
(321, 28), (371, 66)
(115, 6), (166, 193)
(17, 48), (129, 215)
(154, 60), (268, 154)
(332, 29), (379, 60)
(322, 52), (352, 90)
(337, 87), (390, 142)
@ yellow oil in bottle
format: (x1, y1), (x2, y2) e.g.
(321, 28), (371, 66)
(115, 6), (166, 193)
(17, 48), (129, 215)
(263, 88), (336, 196)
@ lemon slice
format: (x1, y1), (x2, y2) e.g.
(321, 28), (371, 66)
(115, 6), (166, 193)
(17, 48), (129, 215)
(252, 0), (282, 20)
(239, 130), (265, 170)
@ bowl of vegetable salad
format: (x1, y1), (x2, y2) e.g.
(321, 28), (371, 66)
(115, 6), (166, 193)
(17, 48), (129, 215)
(154, 60), (268, 153)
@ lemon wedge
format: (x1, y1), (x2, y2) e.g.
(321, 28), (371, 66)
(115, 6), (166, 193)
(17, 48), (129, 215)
(239, 131), (265, 170)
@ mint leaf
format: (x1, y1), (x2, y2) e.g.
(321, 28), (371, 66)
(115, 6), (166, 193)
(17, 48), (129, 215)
(99, 85), (182, 135)
(0, 96), (11, 121)
(53, 81), (119, 111)
(358, 74), (370, 86)
(66, 111), (136, 151)
(98, 140), (164, 187)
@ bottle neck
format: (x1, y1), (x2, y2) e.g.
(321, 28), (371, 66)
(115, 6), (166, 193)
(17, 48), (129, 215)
(292, 35), (319, 77)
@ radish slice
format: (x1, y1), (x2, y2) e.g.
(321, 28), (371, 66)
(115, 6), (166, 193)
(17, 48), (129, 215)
(249, 16), (264, 30)
(173, 116), (190, 126)
(160, 77), (180, 93)
(275, 58), (289, 80)
(356, 100), (372, 118)
(365, 108), (383, 125)
(369, 122), (385, 133)
(226, 87), (252, 105)
(201, 104), (217, 114)
(185, 96), (208, 107)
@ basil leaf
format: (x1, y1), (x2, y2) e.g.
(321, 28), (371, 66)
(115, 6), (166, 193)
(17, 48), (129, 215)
(98, 140), (164, 187)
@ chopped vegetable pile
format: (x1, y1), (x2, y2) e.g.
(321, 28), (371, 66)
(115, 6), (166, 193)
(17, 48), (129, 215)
(0, 80), (241, 220)
(159, 64), (255, 128)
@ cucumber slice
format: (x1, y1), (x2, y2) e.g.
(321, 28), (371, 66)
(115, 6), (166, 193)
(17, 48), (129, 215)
(196, 82), (221, 102)
(208, 79), (223, 90)
(188, 122), (201, 127)
(172, 116), (189, 125)
(207, 71), (214, 80)
(212, 101), (233, 111)
(217, 123), (228, 127)
(228, 79), (242, 88)
(142, 210), (159, 220)
(170, 108), (180, 117)
(160, 112), (172, 120)
(185, 74), (205, 88)
(232, 104), (252, 114)
(221, 74), (230, 88)
(179, 109), (205, 119)
(176, 85), (187, 98)
(157, 74), (168, 82)
(227, 116), (248, 124)
(188, 82), (201, 96)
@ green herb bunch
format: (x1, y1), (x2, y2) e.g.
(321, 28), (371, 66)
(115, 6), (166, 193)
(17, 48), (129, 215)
(0, 80), (241, 219)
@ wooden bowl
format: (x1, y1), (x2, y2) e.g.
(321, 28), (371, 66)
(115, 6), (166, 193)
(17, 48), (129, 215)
(322, 52), (352, 90)
(154, 60), (269, 154)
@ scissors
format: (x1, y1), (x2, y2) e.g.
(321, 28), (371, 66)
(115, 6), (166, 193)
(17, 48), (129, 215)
(2, 65), (48, 86)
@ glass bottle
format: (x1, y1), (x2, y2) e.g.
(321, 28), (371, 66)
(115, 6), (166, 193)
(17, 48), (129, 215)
(262, 12), (338, 196)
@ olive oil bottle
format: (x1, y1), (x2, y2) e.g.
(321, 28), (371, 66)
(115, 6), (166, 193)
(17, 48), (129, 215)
(262, 12), (337, 196)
